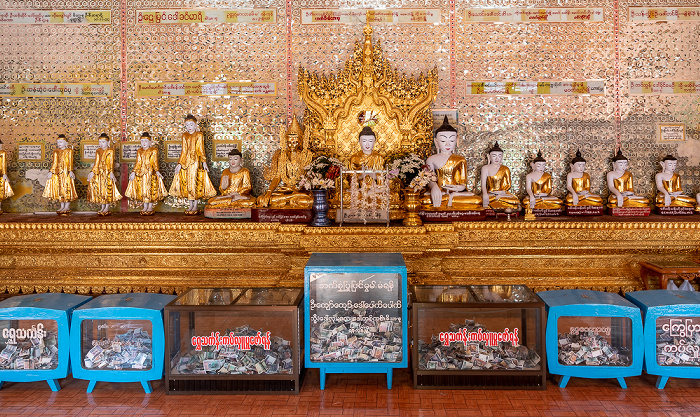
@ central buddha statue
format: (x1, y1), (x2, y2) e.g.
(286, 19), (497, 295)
(349, 126), (384, 171)
(421, 117), (481, 210)
(654, 155), (696, 207)
(522, 151), (564, 210)
(257, 118), (314, 209)
(565, 150), (604, 206)
(480, 142), (519, 210)
(606, 149), (650, 208)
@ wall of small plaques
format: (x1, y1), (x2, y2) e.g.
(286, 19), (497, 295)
(0, 0), (697, 213)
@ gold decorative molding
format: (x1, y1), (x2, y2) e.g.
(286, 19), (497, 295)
(0, 219), (699, 295)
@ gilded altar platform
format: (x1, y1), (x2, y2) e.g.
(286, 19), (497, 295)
(0, 213), (698, 295)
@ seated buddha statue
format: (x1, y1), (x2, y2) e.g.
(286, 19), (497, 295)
(205, 148), (256, 209)
(350, 126), (384, 171)
(522, 151), (564, 210)
(256, 117), (314, 209)
(606, 149), (650, 208)
(565, 150), (604, 206)
(654, 155), (696, 207)
(480, 142), (519, 210)
(421, 116), (481, 210)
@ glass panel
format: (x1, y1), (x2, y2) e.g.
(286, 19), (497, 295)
(0, 319), (59, 370)
(414, 286), (474, 303)
(416, 307), (541, 371)
(167, 310), (296, 375)
(80, 320), (153, 371)
(172, 288), (242, 306)
(557, 316), (632, 367)
(655, 316), (700, 366)
(470, 285), (539, 303)
(234, 288), (301, 306)
(308, 272), (403, 363)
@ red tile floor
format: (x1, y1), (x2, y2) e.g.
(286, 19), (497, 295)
(1, 369), (699, 416)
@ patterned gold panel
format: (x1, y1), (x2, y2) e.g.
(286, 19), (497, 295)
(0, 0), (122, 213)
(619, 0), (700, 197)
(455, 0), (617, 198)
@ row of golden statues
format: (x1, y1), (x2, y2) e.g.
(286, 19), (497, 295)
(0, 113), (696, 216)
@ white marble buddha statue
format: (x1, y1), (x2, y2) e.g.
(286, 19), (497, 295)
(606, 149), (650, 208)
(480, 142), (519, 210)
(421, 116), (481, 210)
(522, 150), (564, 210)
(654, 155), (696, 208)
(565, 150), (604, 206)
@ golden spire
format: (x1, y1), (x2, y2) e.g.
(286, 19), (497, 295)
(288, 115), (304, 137)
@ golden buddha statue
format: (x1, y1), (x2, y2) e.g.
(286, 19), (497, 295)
(421, 117), (481, 210)
(654, 155), (696, 207)
(257, 117), (314, 209)
(606, 149), (650, 208)
(42, 134), (77, 215)
(124, 132), (168, 216)
(480, 142), (519, 210)
(0, 139), (14, 214)
(205, 148), (256, 209)
(87, 133), (122, 216)
(169, 114), (217, 215)
(522, 151), (564, 210)
(565, 150), (604, 206)
(349, 126), (385, 171)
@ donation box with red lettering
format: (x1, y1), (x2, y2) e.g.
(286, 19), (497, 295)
(164, 288), (303, 394)
(411, 285), (546, 389)
(626, 290), (700, 389)
(69, 293), (176, 394)
(538, 289), (643, 388)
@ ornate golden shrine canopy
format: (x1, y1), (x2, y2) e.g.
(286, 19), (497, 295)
(297, 24), (438, 159)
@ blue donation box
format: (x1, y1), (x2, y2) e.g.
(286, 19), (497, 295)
(0, 293), (91, 391)
(626, 290), (700, 389)
(304, 253), (408, 389)
(70, 293), (176, 393)
(537, 289), (643, 388)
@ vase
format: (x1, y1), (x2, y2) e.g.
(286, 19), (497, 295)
(402, 188), (422, 227)
(311, 189), (332, 227)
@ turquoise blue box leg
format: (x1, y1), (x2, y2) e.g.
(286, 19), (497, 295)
(0, 293), (91, 391)
(538, 289), (643, 388)
(626, 290), (700, 389)
(304, 253), (408, 390)
(69, 293), (175, 393)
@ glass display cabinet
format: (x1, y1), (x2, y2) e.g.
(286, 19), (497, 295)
(626, 290), (700, 389)
(69, 293), (176, 393)
(304, 252), (408, 389)
(411, 285), (545, 389)
(164, 287), (304, 394)
(538, 289), (643, 388)
(0, 293), (91, 391)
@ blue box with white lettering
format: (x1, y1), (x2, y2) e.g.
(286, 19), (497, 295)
(69, 293), (175, 393)
(304, 253), (407, 390)
(626, 290), (700, 388)
(0, 293), (91, 391)
(537, 289), (643, 388)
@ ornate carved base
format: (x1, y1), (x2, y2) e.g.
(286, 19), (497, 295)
(566, 206), (605, 216)
(419, 210), (486, 222)
(532, 208), (564, 217)
(609, 207), (651, 217)
(485, 209), (520, 218)
(203, 207), (252, 219)
(656, 206), (695, 216)
(252, 209), (313, 223)
(0, 213), (698, 296)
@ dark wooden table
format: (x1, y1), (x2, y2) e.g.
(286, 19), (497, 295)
(639, 260), (700, 290)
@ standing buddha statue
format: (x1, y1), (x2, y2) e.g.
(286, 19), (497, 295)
(42, 134), (77, 215)
(0, 139), (14, 214)
(124, 132), (168, 215)
(87, 133), (122, 216)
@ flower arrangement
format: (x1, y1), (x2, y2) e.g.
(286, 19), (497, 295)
(298, 155), (343, 190)
(386, 152), (436, 192)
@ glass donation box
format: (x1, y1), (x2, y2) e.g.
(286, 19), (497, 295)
(411, 285), (545, 389)
(304, 253), (408, 390)
(69, 293), (176, 393)
(626, 290), (700, 389)
(537, 289), (643, 388)
(0, 293), (91, 391)
(164, 287), (304, 394)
